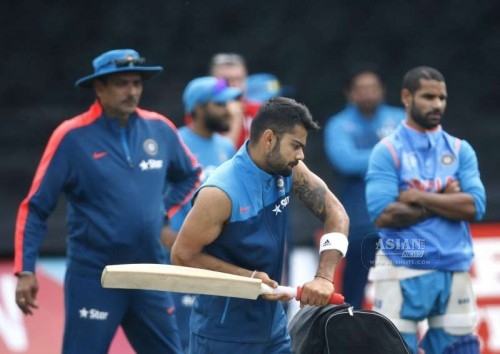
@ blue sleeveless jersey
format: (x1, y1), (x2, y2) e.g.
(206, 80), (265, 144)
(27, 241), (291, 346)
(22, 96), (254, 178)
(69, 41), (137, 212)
(366, 123), (486, 271)
(190, 143), (293, 342)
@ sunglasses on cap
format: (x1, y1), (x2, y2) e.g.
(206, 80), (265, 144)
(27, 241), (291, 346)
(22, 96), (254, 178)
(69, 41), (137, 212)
(113, 56), (146, 68)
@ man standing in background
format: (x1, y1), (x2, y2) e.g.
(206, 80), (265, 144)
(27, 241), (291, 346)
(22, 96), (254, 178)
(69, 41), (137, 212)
(245, 73), (291, 104)
(208, 53), (261, 148)
(365, 66), (485, 353)
(323, 65), (405, 309)
(14, 48), (201, 354)
(167, 76), (242, 351)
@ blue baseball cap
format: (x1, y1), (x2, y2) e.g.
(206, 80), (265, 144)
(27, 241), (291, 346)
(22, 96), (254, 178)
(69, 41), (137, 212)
(75, 49), (163, 88)
(183, 77), (242, 113)
(246, 73), (293, 103)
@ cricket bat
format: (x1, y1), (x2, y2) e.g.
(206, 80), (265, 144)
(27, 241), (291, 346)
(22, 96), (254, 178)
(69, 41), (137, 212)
(101, 263), (344, 304)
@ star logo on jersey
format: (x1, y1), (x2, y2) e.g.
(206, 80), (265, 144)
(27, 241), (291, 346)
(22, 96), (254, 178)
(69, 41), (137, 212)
(79, 307), (89, 318)
(79, 307), (109, 320)
(139, 159), (163, 171)
(139, 160), (149, 171)
(272, 196), (290, 215)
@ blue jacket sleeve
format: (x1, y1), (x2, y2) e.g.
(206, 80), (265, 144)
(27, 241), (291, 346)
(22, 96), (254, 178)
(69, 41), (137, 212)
(15, 128), (73, 273)
(365, 142), (399, 223)
(324, 115), (373, 176)
(163, 131), (201, 217)
(457, 140), (486, 221)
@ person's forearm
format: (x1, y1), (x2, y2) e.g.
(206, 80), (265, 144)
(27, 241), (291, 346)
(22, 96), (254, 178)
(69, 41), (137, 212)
(375, 202), (430, 228)
(416, 192), (476, 221)
(400, 189), (477, 221)
(172, 249), (253, 278)
(160, 225), (177, 249)
(315, 249), (343, 281)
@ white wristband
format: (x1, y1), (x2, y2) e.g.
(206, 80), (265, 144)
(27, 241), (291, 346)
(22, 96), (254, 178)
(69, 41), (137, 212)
(319, 232), (348, 257)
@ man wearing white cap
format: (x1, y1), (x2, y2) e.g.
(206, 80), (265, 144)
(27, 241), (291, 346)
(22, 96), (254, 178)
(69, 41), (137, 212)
(14, 48), (201, 353)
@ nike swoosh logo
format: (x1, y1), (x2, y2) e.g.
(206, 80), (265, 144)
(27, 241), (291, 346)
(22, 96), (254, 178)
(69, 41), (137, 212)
(93, 152), (107, 159)
(240, 206), (251, 213)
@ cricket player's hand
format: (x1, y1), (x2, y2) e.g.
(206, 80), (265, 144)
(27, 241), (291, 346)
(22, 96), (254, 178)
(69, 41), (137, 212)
(160, 224), (177, 249)
(443, 179), (461, 193)
(298, 276), (334, 307)
(16, 273), (39, 315)
(253, 271), (294, 302)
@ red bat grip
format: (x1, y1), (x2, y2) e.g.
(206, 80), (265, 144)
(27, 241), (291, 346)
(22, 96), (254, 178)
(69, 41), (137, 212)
(295, 286), (345, 304)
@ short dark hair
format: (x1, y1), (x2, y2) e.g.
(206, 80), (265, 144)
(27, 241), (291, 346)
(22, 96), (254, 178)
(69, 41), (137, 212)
(402, 66), (445, 94)
(249, 97), (320, 144)
(344, 63), (384, 92)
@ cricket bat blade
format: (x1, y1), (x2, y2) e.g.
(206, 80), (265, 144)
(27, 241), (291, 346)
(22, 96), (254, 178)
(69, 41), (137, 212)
(102, 263), (264, 299)
(101, 263), (344, 304)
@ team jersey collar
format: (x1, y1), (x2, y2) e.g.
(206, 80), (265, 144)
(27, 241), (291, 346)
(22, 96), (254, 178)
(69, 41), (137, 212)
(93, 101), (138, 127)
(235, 141), (277, 182)
(347, 102), (385, 121)
(401, 122), (443, 149)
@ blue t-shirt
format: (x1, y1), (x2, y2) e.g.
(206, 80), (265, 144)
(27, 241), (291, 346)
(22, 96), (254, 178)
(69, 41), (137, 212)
(170, 127), (235, 231)
(365, 123), (486, 271)
(324, 103), (405, 232)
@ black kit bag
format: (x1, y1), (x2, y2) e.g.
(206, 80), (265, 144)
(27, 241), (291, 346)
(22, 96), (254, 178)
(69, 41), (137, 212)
(288, 303), (411, 354)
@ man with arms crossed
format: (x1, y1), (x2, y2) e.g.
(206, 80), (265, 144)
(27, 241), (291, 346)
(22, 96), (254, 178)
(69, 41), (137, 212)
(365, 66), (486, 354)
(172, 97), (349, 353)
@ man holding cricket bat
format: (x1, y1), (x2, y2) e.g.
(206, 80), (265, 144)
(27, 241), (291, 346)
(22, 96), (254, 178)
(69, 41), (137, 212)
(171, 97), (350, 353)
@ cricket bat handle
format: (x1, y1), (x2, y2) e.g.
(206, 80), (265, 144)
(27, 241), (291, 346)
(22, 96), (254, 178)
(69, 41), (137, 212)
(295, 286), (344, 304)
(262, 284), (344, 304)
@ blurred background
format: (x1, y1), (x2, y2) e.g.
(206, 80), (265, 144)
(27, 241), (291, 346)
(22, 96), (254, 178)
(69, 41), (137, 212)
(1, 1), (499, 352)
(2, 0), (499, 255)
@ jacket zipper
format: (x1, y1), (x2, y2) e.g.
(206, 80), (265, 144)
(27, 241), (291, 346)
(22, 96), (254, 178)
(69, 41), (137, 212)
(120, 126), (133, 168)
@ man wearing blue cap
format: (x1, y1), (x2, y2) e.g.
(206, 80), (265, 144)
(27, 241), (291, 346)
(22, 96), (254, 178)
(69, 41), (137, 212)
(171, 76), (242, 233)
(245, 73), (292, 104)
(166, 76), (242, 351)
(14, 48), (201, 353)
